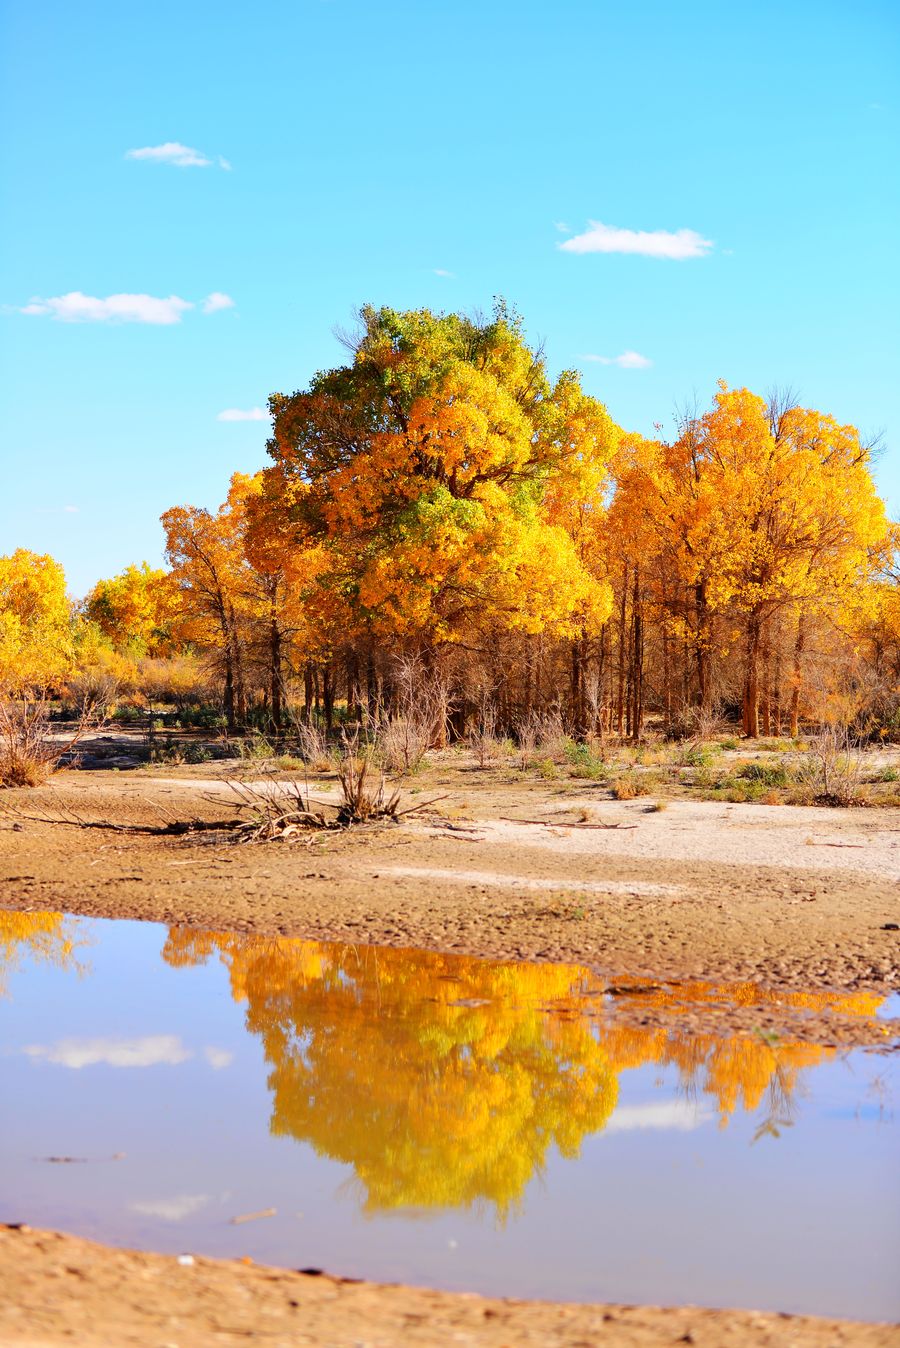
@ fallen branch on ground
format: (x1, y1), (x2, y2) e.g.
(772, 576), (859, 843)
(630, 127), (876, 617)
(497, 817), (638, 830)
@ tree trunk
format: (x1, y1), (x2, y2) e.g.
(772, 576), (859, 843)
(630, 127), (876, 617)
(366, 646), (377, 717)
(630, 568), (643, 742)
(696, 581), (710, 711)
(223, 656), (235, 733)
(616, 563), (628, 739)
(303, 662), (314, 721)
(790, 615), (806, 738)
(742, 615), (762, 738)
(269, 618), (282, 731)
(346, 650), (361, 723)
(323, 663), (334, 732)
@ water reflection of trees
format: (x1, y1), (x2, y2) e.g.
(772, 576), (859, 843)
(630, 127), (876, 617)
(162, 930), (884, 1214)
(0, 911), (81, 995)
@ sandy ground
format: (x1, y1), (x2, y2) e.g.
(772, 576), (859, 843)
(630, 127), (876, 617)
(2, 764), (899, 1345)
(2, 1225), (897, 1348)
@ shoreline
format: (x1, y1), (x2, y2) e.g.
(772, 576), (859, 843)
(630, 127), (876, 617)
(2, 1224), (897, 1348)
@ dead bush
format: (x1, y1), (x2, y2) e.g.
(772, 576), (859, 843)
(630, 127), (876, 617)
(0, 693), (104, 788)
(515, 708), (567, 769)
(798, 726), (865, 804)
(337, 753), (401, 823)
(468, 703), (505, 769)
(369, 657), (453, 773)
(286, 713), (332, 771)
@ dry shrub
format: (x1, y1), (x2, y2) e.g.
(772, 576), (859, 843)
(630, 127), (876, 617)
(0, 694), (103, 788)
(515, 708), (567, 769)
(370, 657), (453, 774)
(138, 654), (215, 710)
(337, 752), (401, 823)
(468, 703), (504, 769)
(222, 774), (327, 840)
(798, 726), (865, 804)
(0, 701), (55, 786)
(610, 770), (654, 800)
(64, 664), (122, 718)
(287, 714), (332, 771)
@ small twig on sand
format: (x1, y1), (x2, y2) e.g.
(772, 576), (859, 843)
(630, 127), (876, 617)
(497, 817), (638, 831)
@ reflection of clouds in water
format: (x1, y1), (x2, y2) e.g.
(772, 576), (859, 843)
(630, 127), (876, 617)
(204, 1046), (234, 1070)
(24, 1035), (191, 1069)
(131, 1194), (210, 1222)
(605, 1101), (714, 1134)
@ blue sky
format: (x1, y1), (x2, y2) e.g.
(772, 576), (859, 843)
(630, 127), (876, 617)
(1, 0), (897, 597)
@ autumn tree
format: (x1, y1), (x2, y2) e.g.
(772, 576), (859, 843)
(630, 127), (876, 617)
(0, 549), (73, 692)
(605, 387), (890, 736)
(265, 304), (618, 688)
(161, 487), (253, 731)
(83, 562), (176, 657)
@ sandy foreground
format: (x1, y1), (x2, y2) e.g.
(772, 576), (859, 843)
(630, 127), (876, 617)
(2, 1225), (898, 1348)
(2, 764), (899, 1345)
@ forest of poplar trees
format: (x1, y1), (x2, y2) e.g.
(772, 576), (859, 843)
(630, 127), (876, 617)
(2, 303), (898, 752)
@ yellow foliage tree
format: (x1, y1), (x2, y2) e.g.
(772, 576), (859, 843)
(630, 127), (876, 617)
(267, 303), (618, 652)
(0, 549), (73, 691)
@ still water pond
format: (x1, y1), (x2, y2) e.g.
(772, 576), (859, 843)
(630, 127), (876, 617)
(1, 911), (897, 1321)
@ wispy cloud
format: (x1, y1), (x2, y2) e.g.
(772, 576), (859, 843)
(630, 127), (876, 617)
(20, 293), (193, 324)
(19, 291), (235, 325)
(432, 268), (455, 278)
(63, 505), (80, 513)
(25, 1035), (192, 1069)
(131, 1194), (210, 1222)
(126, 142), (230, 169)
(202, 291), (235, 314)
(554, 221), (571, 234)
(605, 1101), (713, 1133)
(204, 1047), (234, 1069)
(582, 350), (653, 369)
(216, 407), (267, 422)
(560, 220), (713, 260)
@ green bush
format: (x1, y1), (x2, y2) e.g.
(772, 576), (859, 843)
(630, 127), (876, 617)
(738, 760), (790, 787)
(564, 740), (608, 779)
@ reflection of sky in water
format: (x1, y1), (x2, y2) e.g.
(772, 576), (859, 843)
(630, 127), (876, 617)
(1, 911), (897, 1322)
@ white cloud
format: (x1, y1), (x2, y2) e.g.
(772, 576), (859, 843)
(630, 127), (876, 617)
(19, 291), (235, 325)
(554, 221), (571, 234)
(560, 221), (713, 260)
(204, 1047), (234, 1069)
(605, 1101), (713, 1134)
(126, 141), (229, 169)
(432, 268), (455, 278)
(202, 291), (235, 314)
(131, 1194), (210, 1222)
(24, 1035), (192, 1069)
(63, 505), (80, 513)
(582, 350), (653, 369)
(20, 292), (194, 325)
(216, 407), (267, 422)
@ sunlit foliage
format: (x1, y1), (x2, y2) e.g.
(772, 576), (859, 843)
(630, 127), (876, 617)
(0, 550), (73, 691)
